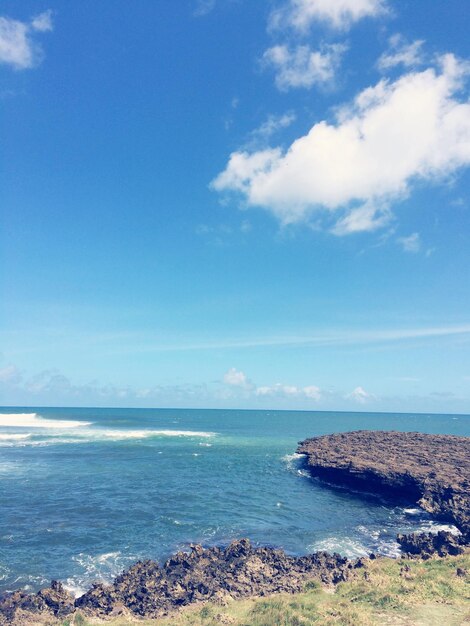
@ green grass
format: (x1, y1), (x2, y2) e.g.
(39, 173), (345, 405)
(62, 552), (469, 626)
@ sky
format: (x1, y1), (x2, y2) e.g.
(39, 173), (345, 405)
(1, 0), (470, 412)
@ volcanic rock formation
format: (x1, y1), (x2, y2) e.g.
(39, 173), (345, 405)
(297, 430), (470, 552)
(0, 539), (356, 624)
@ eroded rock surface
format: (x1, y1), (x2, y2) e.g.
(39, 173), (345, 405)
(397, 530), (465, 558)
(298, 430), (470, 545)
(0, 539), (356, 624)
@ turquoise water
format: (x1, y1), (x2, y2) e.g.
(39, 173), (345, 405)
(0, 407), (468, 595)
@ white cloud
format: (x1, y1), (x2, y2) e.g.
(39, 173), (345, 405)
(256, 383), (321, 400)
(223, 367), (250, 387)
(270, 0), (388, 32)
(0, 11), (53, 70)
(347, 386), (375, 403)
(303, 385), (322, 400)
(212, 55), (470, 233)
(397, 232), (421, 253)
(332, 202), (391, 235)
(31, 10), (53, 33)
(251, 112), (296, 140)
(263, 43), (346, 91)
(378, 34), (424, 71)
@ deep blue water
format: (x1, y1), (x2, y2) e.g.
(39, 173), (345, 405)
(0, 407), (468, 595)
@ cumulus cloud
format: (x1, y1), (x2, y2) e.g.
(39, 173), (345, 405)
(263, 43), (346, 91)
(269, 0), (388, 32)
(223, 367), (251, 388)
(378, 34), (425, 71)
(397, 232), (421, 253)
(0, 11), (53, 70)
(347, 386), (375, 403)
(212, 54), (470, 234)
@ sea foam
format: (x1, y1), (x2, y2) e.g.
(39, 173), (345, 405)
(282, 453), (310, 477)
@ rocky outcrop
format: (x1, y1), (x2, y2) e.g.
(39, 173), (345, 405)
(297, 430), (470, 547)
(397, 530), (465, 558)
(0, 581), (75, 625)
(0, 539), (358, 624)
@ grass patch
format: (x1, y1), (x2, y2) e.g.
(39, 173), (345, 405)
(65, 552), (469, 626)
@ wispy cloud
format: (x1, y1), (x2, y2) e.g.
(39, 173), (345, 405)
(256, 383), (321, 400)
(263, 43), (346, 91)
(213, 54), (470, 233)
(0, 10), (53, 70)
(223, 368), (322, 401)
(249, 112), (297, 142)
(193, 0), (216, 17)
(94, 323), (470, 354)
(269, 0), (388, 33)
(378, 34), (425, 71)
(397, 232), (421, 253)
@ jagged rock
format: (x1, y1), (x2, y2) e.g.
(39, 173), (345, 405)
(1, 540), (354, 623)
(297, 430), (470, 552)
(0, 581), (74, 625)
(397, 530), (465, 558)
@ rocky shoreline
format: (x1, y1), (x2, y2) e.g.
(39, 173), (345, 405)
(298, 430), (470, 555)
(1, 430), (468, 625)
(0, 540), (360, 624)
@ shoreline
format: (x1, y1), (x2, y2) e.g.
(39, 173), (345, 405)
(1, 430), (468, 624)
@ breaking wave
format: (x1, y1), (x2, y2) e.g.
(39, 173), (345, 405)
(0, 413), (91, 429)
(0, 418), (216, 447)
(282, 453), (310, 477)
(64, 552), (139, 598)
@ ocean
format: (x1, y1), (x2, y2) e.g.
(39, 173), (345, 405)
(0, 407), (468, 596)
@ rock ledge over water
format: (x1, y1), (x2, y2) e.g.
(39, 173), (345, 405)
(297, 430), (470, 545)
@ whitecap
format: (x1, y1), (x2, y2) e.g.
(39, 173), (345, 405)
(418, 521), (461, 535)
(0, 427), (216, 447)
(100, 429), (215, 440)
(403, 508), (422, 515)
(0, 413), (91, 429)
(282, 453), (309, 477)
(310, 537), (370, 558)
(66, 551), (137, 597)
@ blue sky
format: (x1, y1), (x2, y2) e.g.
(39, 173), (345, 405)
(1, 0), (469, 412)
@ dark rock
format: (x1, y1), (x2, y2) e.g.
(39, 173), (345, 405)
(0, 580), (74, 625)
(397, 530), (465, 558)
(297, 430), (470, 551)
(1, 540), (355, 622)
(37, 580), (75, 617)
